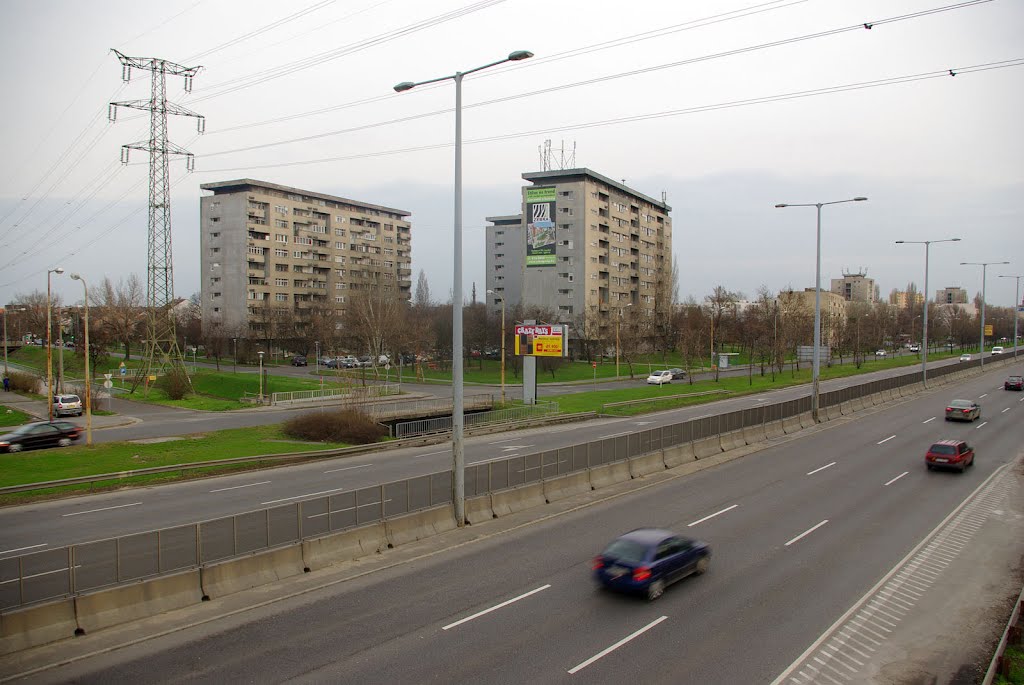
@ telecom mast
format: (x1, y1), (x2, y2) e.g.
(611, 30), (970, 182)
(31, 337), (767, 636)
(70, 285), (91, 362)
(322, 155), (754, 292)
(109, 49), (204, 389)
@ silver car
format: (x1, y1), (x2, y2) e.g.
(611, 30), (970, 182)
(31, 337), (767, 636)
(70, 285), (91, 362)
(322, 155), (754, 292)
(52, 394), (83, 417)
(944, 399), (980, 422)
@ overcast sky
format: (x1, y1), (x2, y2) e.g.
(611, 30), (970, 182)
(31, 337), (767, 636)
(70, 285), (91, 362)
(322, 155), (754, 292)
(1, 0), (1021, 311)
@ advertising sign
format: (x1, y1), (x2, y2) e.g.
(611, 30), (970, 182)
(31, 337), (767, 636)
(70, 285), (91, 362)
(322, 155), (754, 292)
(525, 186), (556, 268)
(514, 324), (566, 357)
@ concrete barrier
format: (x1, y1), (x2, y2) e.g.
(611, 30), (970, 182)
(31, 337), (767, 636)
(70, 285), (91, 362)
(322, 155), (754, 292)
(385, 506), (457, 548)
(464, 494), (494, 525)
(589, 460), (632, 489)
(543, 472), (593, 502)
(490, 482), (547, 518)
(663, 442), (696, 468)
(782, 415), (802, 435)
(851, 395), (866, 411)
(0, 598), (77, 655)
(839, 400), (855, 416)
(719, 429), (747, 452)
(629, 452), (665, 478)
(743, 424), (767, 445)
(825, 403), (842, 421)
(75, 569), (203, 635)
(200, 546), (306, 600)
(302, 522), (387, 570)
(764, 420), (785, 440)
(799, 412), (817, 429)
(694, 436), (723, 459)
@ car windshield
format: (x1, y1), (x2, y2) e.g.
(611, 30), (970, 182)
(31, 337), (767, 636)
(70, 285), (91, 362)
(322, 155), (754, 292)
(1010, 377), (1023, 382)
(602, 539), (649, 563)
(949, 400), (973, 408)
(651, 371), (667, 376)
(930, 444), (956, 455)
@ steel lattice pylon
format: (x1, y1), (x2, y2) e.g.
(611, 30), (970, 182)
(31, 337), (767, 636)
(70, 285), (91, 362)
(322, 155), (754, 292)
(109, 50), (204, 390)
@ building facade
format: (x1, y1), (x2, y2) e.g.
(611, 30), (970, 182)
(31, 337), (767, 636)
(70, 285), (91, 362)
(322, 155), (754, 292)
(889, 290), (925, 308)
(199, 179), (412, 338)
(935, 286), (968, 304)
(483, 214), (526, 315)
(777, 288), (847, 346)
(831, 271), (879, 303)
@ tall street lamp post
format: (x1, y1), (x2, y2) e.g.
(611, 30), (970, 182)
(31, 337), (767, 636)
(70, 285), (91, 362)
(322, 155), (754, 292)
(257, 350), (265, 403)
(232, 338), (238, 374)
(961, 261), (1009, 367)
(46, 267), (65, 421)
(615, 302), (632, 378)
(70, 274), (92, 445)
(315, 341), (320, 374)
(775, 197), (867, 421)
(395, 49), (533, 527)
(895, 238), (960, 388)
(995, 272), (1019, 360)
(2, 306), (26, 378)
(486, 290), (506, 405)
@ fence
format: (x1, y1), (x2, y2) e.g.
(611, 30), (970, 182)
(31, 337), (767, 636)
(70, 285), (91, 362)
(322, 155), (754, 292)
(271, 383), (399, 405)
(0, 356), (985, 611)
(391, 401), (559, 438)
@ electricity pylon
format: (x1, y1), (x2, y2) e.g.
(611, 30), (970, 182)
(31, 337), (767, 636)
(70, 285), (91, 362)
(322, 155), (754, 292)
(109, 49), (204, 390)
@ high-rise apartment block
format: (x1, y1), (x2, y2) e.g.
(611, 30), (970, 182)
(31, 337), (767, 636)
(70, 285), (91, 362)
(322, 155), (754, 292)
(484, 168), (672, 331)
(831, 271), (879, 303)
(935, 286), (968, 304)
(199, 179), (412, 337)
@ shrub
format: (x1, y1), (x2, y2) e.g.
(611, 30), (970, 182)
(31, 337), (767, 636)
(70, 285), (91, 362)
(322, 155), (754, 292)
(6, 371), (39, 394)
(157, 367), (192, 400)
(283, 409), (387, 444)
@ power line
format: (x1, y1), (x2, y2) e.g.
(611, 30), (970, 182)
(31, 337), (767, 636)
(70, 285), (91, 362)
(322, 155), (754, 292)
(183, 0), (338, 62)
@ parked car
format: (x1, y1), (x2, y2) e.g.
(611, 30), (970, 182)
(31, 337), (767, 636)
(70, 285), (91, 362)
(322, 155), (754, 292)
(959, 353), (972, 362)
(291, 355), (308, 367)
(668, 368), (686, 380)
(1005, 375), (1024, 391)
(646, 370), (673, 385)
(875, 349), (887, 357)
(908, 344), (920, 353)
(52, 394), (83, 417)
(991, 346), (1004, 355)
(945, 399), (981, 422)
(0, 421), (81, 453)
(925, 439), (975, 473)
(593, 528), (710, 600)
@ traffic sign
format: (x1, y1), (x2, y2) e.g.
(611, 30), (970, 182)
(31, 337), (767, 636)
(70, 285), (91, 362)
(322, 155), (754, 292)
(119, 367), (127, 376)
(104, 373), (113, 380)
(103, 380), (113, 389)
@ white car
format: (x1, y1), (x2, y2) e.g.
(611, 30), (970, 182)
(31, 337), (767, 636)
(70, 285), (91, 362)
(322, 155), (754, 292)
(646, 370), (673, 385)
(959, 353), (972, 362)
(909, 344), (920, 353)
(875, 349), (887, 357)
(992, 346), (1004, 355)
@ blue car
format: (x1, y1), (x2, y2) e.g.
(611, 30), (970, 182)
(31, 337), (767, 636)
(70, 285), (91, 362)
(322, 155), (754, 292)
(593, 528), (711, 600)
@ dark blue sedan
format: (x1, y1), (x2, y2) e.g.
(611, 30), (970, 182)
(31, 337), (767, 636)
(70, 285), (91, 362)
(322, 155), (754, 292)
(593, 528), (711, 600)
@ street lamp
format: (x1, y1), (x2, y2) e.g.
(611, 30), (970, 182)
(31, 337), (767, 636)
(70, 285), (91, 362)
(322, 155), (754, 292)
(961, 261), (1009, 367)
(775, 197), (867, 421)
(486, 290), (506, 405)
(995, 272), (1019, 360)
(257, 350), (265, 402)
(315, 341), (320, 373)
(896, 238), (960, 388)
(70, 274), (92, 445)
(232, 337), (238, 374)
(46, 267), (65, 421)
(395, 49), (533, 527)
(2, 306), (26, 379)
(615, 302), (633, 378)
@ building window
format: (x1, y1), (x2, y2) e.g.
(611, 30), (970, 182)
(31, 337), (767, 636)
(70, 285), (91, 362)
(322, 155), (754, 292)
(209, 232), (220, 239)
(275, 293), (288, 302)
(210, 217), (220, 223)
(275, 278), (287, 286)
(274, 248), (288, 257)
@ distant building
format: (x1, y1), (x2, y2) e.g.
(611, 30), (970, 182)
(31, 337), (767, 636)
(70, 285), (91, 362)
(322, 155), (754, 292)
(889, 290), (925, 308)
(935, 286), (968, 304)
(777, 288), (847, 346)
(831, 271), (878, 303)
(483, 214), (526, 316)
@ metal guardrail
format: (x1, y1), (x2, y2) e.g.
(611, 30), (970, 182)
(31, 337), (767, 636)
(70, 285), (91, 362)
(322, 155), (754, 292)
(0, 356), (1004, 611)
(271, 384), (399, 405)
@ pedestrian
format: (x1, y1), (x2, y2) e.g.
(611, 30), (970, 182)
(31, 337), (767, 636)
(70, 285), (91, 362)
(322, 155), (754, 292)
(2, 376), (9, 392)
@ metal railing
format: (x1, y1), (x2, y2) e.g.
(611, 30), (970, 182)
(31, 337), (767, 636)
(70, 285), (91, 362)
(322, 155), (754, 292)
(391, 401), (559, 438)
(271, 383), (399, 405)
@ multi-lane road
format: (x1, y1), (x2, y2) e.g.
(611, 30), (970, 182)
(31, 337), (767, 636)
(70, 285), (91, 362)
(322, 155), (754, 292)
(15, 361), (1023, 683)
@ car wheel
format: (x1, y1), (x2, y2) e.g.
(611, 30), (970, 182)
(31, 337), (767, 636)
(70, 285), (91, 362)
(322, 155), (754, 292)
(695, 556), (710, 575)
(926, 464), (933, 471)
(647, 579), (665, 601)
(8, 443), (22, 453)
(58, 438), (72, 448)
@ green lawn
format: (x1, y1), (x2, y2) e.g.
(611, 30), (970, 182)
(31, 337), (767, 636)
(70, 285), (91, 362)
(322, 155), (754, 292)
(0, 405), (32, 426)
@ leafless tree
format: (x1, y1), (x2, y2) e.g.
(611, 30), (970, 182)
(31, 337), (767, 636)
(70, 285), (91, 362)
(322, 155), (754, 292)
(91, 275), (145, 360)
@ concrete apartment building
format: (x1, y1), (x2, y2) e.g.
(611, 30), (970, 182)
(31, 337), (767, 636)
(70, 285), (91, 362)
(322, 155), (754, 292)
(889, 290), (925, 309)
(777, 288), (847, 345)
(199, 179), (412, 337)
(831, 271), (879, 303)
(935, 286), (968, 304)
(483, 168), (672, 335)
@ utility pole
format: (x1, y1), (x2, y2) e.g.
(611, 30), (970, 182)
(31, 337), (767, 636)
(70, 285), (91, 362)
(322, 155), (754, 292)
(109, 50), (204, 390)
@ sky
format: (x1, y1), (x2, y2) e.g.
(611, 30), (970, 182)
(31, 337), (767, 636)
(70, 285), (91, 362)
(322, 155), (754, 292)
(0, 0), (1021, 311)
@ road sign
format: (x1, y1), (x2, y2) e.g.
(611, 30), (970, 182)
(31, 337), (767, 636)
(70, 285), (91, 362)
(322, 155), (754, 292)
(119, 367), (127, 376)
(103, 380), (113, 389)
(104, 373), (113, 380)
(592, 361), (597, 368)
(984, 324), (994, 336)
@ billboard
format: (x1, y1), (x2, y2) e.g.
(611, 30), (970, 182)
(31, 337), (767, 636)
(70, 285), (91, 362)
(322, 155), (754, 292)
(514, 324), (567, 357)
(525, 186), (556, 267)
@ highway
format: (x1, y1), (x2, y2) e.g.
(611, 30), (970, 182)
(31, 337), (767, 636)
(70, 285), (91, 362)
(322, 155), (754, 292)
(20, 361), (1023, 683)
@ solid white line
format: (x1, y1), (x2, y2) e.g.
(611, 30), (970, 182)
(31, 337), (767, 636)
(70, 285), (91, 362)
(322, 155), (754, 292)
(785, 520), (829, 547)
(884, 472), (909, 486)
(877, 435), (896, 445)
(0, 543), (47, 556)
(688, 504), (739, 527)
(487, 437), (522, 444)
(976, 421), (988, 429)
(568, 616), (668, 674)
(979, 393), (988, 399)
(922, 417), (936, 424)
(323, 464), (372, 474)
(1002, 408), (1010, 413)
(209, 481), (271, 493)
(442, 585), (551, 630)
(262, 487), (347, 505)
(413, 450), (449, 459)
(598, 432), (630, 439)
(806, 462), (836, 476)
(62, 502), (141, 517)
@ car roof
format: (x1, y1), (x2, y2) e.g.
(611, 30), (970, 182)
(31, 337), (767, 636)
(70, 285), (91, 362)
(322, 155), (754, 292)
(930, 439), (965, 448)
(949, 399), (974, 405)
(618, 528), (677, 545)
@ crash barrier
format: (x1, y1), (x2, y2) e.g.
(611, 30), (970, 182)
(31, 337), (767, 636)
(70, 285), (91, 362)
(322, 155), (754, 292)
(392, 401), (559, 439)
(984, 583), (1024, 685)
(1, 355), (1005, 621)
(271, 383), (400, 406)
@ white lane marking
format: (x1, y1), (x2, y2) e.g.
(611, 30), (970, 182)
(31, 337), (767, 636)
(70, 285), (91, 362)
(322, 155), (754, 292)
(323, 464), (372, 474)
(501, 445), (533, 451)
(877, 435), (896, 445)
(785, 520), (829, 547)
(884, 472), (909, 487)
(976, 422), (988, 429)
(487, 437), (524, 444)
(413, 450), (449, 459)
(1001, 408), (1010, 414)
(442, 584), (551, 631)
(979, 393), (988, 399)
(1019, 397), (1024, 402)
(209, 481), (271, 493)
(688, 504), (739, 527)
(262, 487), (347, 505)
(62, 502), (142, 517)
(922, 417), (936, 424)
(634, 421), (653, 425)
(598, 432), (630, 439)
(807, 462), (836, 476)
(306, 499), (392, 519)
(568, 616), (668, 675)
(0, 543), (48, 556)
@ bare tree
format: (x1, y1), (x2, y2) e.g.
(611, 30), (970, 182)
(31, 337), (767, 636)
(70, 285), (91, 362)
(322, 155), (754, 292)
(91, 275), (145, 360)
(414, 269), (432, 309)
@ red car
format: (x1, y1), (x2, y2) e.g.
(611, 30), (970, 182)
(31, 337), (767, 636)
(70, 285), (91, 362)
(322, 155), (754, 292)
(1005, 375), (1024, 391)
(925, 440), (975, 473)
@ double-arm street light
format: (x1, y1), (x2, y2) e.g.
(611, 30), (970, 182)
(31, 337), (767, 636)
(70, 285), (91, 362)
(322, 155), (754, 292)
(895, 237), (960, 388)
(775, 197), (867, 421)
(70, 274), (92, 445)
(961, 261), (1009, 367)
(486, 290), (506, 405)
(395, 49), (533, 527)
(46, 267), (65, 421)
(995, 274), (1019, 360)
